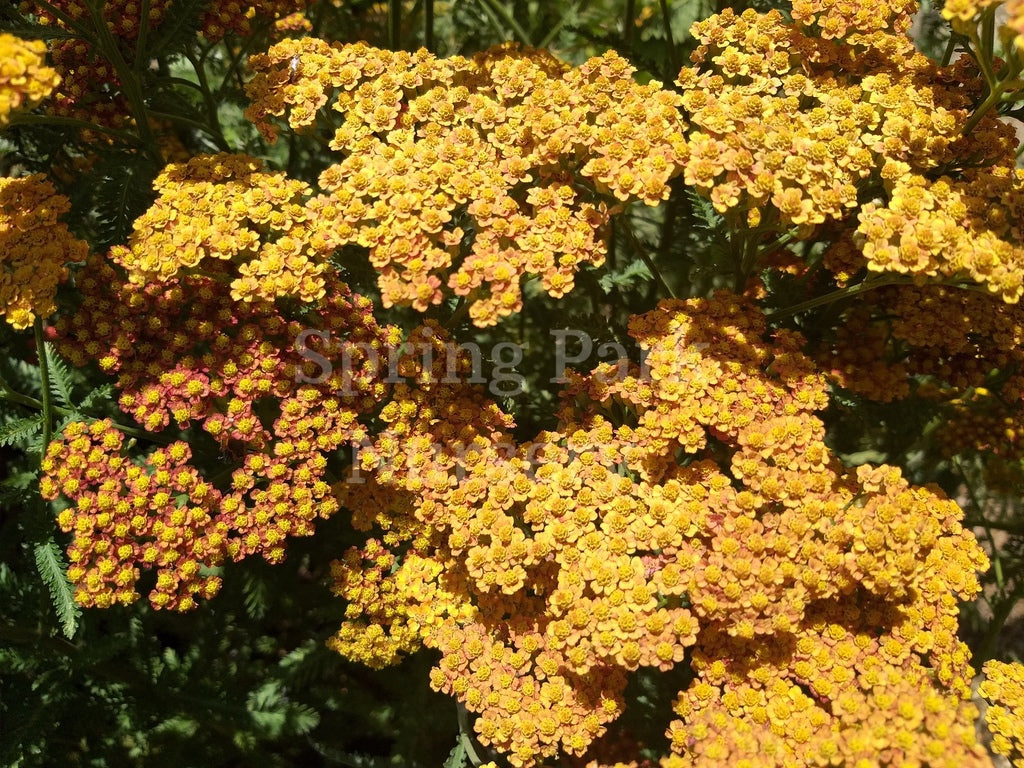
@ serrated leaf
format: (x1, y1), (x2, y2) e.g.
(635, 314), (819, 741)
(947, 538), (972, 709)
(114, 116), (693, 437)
(90, 162), (159, 251)
(598, 259), (653, 294)
(33, 537), (80, 639)
(443, 738), (469, 768)
(78, 383), (114, 412)
(0, 469), (38, 491)
(687, 188), (724, 232)
(0, 416), (43, 447)
(44, 343), (75, 409)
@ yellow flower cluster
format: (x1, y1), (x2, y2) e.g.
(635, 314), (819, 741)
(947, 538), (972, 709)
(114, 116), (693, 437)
(790, 0), (918, 41)
(941, 0), (1022, 41)
(857, 168), (1024, 302)
(980, 659), (1024, 766)
(246, 40), (688, 325)
(0, 174), (87, 329)
(675, 5), (994, 233)
(110, 153), (327, 304)
(40, 420), (226, 610)
(0, 33), (59, 125)
(332, 294), (990, 767)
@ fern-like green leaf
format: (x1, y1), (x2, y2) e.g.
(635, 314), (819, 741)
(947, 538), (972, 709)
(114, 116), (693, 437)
(0, 416), (43, 447)
(78, 383), (114, 413)
(599, 258), (654, 294)
(443, 739), (469, 768)
(89, 160), (159, 251)
(44, 343), (76, 410)
(687, 188), (724, 232)
(33, 537), (81, 639)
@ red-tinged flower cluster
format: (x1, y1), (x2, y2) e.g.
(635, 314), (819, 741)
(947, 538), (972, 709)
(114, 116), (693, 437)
(331, 292), (990, 767)
(245, 40), (688, 325)
(0, 174), (87, 329)
(40, 420), (226, 610)
(109, 153), (327, 304)
(20, 0), (310, 130)
(42, 251), (395, 606)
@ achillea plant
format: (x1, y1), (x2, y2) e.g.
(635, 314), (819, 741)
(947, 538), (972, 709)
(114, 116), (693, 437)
(5, 0), (1024, 766)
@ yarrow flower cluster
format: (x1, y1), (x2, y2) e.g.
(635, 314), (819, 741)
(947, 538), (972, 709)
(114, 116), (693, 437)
(40, 420), (226, 610)
(332, 293), (990, 767)
(979, 659), (1024, 766)
(0, 174), (87, 329)
(109, 153), (327, 304)
(857, 167), (1024, 302)
(809, 281), (1024, 464)
(245, 40), (688, 325)
(43, 252), (395, 606)
(676, 4), (1010, 230)
(0, 33), (60, 125)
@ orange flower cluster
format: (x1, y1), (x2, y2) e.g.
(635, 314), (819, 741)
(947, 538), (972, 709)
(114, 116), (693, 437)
(44, 253), (394, 606)
(676, 0), (1024, 314)
(0, 174), (87, 329)
(109, 153), (327, 304)
(790, 0), (918, 40)
(245, 40), (688, 325)
(980, 659), (1024, 766)
(332, 293), (989, 767)
(810, 282), (1024, 463)
(0, 33), (60, 125)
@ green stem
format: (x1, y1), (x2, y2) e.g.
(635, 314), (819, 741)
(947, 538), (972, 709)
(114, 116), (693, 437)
(659, 0), (677, 79)
(624, 220), (676, 299)
(181, 45), (231, 151)
(147, 109), (230, 144)
(424, 0), (434, 52)
(133, 0), (152, 68)
(537, 0), (585, 49)
(940, 32), (959, 66)
(623, 0), (636, 53)
(765, 275), (912, 317)
(33, 321), (53, 462)
(977, 588), (1023, 665)
(390, 0), (402, 50)
(6, 111), (143, 144)
(82, 0), (159, 159)
(456, 702), (486, 766)
(962, 79), (1009, 135)
(0, 384), (172, 445)
(477, 0), (534, 45)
